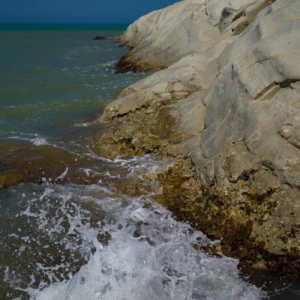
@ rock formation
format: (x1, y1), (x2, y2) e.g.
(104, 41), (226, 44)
(95, 0), (300, 277)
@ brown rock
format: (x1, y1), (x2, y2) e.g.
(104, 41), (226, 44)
(0, 169), (24, 189)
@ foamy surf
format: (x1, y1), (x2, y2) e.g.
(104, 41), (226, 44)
(24, 192), (264, 300)
(32, 137), (49, 146)
(7, 133), (49, 147)
(1, 178), (265, 300)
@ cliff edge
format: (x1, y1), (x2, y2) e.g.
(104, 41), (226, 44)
(95, 0), (300, 277)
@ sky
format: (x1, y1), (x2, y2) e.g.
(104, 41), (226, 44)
(0, 0), (179, 24)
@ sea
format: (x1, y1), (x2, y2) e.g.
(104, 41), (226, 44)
(0, 24), (299, 300)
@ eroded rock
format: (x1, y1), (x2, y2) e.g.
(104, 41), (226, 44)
(94, 0), (300, 277)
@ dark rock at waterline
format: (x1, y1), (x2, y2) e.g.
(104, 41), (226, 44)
(114, 51), (166, 74)
(0, 168), (24, 189)
(0, 145), (105, 188)
(92, 36), (112, 40)
(114, 63), (137, 74)
(117, 43), (128, 48)
(114, 54), (141, 74)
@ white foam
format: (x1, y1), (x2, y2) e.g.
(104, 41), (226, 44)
(101, 60), (118, 67)
(21, 190), (264, 300)
(32, 137), (48, 146)
(1, 156), (265, 299)
(7, 134), (50, 147)
(113, 154), (174, 179)
(8, 135), (34, 142)
(73, 122), (91, 127)
(56, 168), (69, 180)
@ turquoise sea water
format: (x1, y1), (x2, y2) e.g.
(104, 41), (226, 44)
(0, 24), (298, 299)
(0, 24), (146, 148)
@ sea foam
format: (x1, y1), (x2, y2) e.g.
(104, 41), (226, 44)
(15, 186), (265, 300)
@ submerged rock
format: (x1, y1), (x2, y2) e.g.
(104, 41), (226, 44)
(0, 145), (107, 188)
(0, 169), (24, 189)
(95, 0), (300, 277)
(92, 36), (112, 40)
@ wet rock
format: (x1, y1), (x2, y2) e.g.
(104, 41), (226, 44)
(0, 169), (24, 189)
(0, 144), (109, 187)
(117, 43), (128, 48)
(114, 57), (141, 74)
(92, 36), (112, 40)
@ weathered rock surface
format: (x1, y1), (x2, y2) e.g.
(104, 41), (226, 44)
(95, 0), (300, 277)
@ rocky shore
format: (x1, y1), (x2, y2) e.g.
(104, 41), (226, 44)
(94, 0), (300, 277)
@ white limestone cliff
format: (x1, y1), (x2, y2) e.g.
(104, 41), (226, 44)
(97, 0), (300, 275)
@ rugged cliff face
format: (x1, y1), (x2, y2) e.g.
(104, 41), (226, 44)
(95, 0), (300, 277)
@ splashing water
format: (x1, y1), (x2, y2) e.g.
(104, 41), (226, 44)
(30, 197), (263, 300)
(0, 156), (265, 299)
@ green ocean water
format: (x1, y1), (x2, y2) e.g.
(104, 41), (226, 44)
(0, 24), (148, 148)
